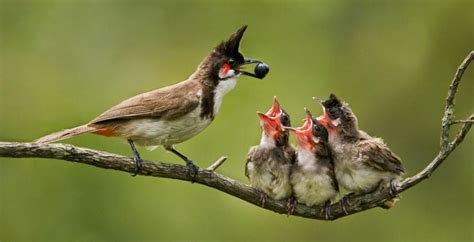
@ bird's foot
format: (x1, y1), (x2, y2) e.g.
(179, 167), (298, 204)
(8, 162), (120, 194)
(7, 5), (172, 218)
(338, 192), (355, 215)
(259, 192), (268, 208)
(186, 160), (199, 183)
(322, 200), (332, 220)
(131, 155), (143, 177)
(389, 179), (399, 197)
(286, 196), (297, 216)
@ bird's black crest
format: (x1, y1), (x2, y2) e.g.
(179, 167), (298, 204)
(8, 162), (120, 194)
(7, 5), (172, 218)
(322, 94), (345, 120)
(322, 94), (342, 110)
(320, 93), (359, 138)
(215, 25), (247, 57)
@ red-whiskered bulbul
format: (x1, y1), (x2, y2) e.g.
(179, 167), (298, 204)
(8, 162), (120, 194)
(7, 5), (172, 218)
(285, 109), (338, 219)
(246, 97), (296, 206)
(316, 94), (405, 207)
(35, 25), (268, 178)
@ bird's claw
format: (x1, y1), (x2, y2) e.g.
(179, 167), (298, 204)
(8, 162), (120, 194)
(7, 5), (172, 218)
(322, 200), (332, 220)
(338, 192), (355, 215)
(286, 196), (297, 216)
(259, 192), (268, 208)
(389, 179), (398, 197)
(186, 160), (199, 183)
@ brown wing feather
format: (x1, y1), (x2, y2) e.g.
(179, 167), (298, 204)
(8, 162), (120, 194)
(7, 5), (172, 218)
(357, 138), (405, 175)
(90, 80), (201, 124)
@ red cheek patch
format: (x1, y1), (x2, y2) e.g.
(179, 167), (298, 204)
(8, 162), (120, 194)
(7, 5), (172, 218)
(222, 63), (231, 76)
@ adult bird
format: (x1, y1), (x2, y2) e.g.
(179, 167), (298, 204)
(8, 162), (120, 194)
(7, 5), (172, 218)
(35, 25), (268, 178)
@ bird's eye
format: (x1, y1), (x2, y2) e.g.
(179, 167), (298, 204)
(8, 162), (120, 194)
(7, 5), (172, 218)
(228, 59), (236, 66)
(328, 108), (338, 118)
(314, 124), (328, 139)
(281, 114), (290, 125)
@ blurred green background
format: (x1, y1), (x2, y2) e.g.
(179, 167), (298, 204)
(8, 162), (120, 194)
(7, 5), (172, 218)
(1, 0), (473, 241)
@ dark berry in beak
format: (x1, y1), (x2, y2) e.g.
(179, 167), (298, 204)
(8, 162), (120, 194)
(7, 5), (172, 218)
(254, 63), (270, 79)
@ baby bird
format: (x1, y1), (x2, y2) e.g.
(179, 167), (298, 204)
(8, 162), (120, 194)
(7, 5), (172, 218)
(286, 109), (338, 218)
(316, 94), (405, 205)
(246, 97), (296, 206)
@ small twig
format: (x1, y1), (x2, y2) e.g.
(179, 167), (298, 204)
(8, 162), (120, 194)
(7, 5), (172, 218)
(206, 156), (228, 171)
(450, 114), (474, 149)
(451, 119), (474, 124)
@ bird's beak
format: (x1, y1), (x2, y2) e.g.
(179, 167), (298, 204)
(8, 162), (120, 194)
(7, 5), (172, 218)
(244, 58), (262, 64)
(257, 111), (283, 132)
(239, 58), (264, 79)
(313, 97), (325, 110)
(284, 110), (316, 148)
(317, 112), (331, 127)
(257, 111), (272, 123)
(257, 98), (284, 134)
(313, 97), (331, 128)
(268, 96), (281, 116)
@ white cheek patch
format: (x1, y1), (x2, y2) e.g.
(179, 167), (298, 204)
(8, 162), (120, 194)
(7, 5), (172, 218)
(331, 118), (341, 127)
(218, 68), (236, 79)
(312, 137), (320, 144)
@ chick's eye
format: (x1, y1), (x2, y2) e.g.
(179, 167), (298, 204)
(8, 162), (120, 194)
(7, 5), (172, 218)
(281, 114), (289, 125)
(313, 127), (320, 136)
(328, 108), (338, 118)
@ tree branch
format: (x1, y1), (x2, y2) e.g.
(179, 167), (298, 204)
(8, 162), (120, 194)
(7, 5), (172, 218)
(0, 51), (472, 220)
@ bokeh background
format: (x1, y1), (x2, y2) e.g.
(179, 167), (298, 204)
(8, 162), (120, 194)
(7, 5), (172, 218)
(1, 1), (473, 241)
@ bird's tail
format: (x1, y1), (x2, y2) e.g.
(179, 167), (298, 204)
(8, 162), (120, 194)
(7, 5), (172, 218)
(34, 124), (98, 144)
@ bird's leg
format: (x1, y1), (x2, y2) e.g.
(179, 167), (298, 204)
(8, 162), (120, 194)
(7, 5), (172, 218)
(286, 196), (297, 216)
(322, 200), (332, 220)
(128, 139), (143, 176)
(166, 146), (199, 182)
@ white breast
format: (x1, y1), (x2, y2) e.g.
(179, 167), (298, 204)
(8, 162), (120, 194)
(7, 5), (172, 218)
(114, 77), (239, 148)
(213, 77), (237, 114)
(335, 158), (385, 193)
(296, 149), (316, 169)
(332, 142), (395, 193)
(291, 148), (337, 206)
(115, 105), (212, 147)
(291, 170), (337, 206)
(247, 161), (293, 200)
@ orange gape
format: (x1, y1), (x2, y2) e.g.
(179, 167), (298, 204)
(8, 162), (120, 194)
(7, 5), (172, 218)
(93, 128), (115, 137)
